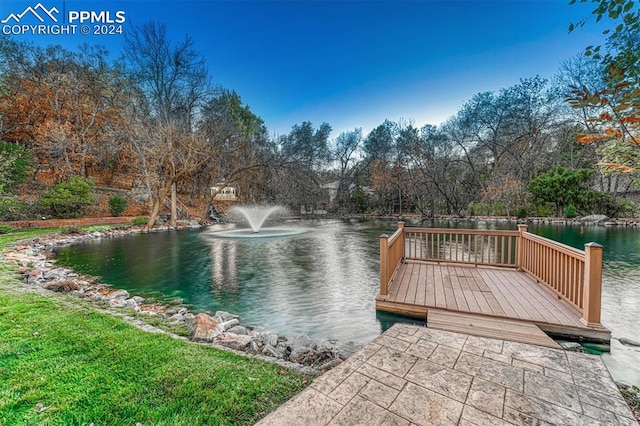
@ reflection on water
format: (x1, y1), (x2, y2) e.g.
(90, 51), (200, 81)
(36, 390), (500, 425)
(54, 219), (640, 386)
(55, 220), (411, 345)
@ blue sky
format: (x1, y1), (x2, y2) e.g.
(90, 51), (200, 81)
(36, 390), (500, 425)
(1, 0), (606, 138)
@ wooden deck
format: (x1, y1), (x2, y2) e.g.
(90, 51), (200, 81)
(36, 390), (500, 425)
(376, 261), (610, 342)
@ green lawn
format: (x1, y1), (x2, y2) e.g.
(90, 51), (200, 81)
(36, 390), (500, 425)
(0, 228), (308, 425)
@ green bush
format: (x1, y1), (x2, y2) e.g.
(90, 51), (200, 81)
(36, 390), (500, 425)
(536, 204), (554, 217)
(0, 224), (13, 234)
(108, 196), (127, 217)
(131, 216), (149, 226)
(564, 204), (578, 218)
(41, 176), (97, 219)
(0, 196), (26, 221)
(516, 208), (527, 219)
(468, 202), (489, 216)
(490, 202), (506, 216)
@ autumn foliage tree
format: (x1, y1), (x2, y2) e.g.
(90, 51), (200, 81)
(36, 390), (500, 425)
(0, 41), (131, 183)
(569, 0), (640, 186)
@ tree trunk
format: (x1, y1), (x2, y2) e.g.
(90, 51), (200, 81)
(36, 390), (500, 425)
(171, 182), (177, 227)
(147, 197), (162, 228)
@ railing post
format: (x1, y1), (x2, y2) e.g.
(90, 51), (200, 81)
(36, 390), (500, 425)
(397, 221), (405, 260)
(581, 242), (603, 327)
(516, 224), (528, 269)
(380, 234), (389, 297)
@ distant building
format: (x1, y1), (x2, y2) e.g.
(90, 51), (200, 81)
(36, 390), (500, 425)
(319, 180), (373, 206)
(209, 183), (238, 201)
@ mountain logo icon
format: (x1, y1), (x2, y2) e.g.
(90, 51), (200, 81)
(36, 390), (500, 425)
(2, 3), (59, 24)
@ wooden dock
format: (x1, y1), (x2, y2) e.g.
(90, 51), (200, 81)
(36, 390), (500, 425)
(377, 223), (611, 343)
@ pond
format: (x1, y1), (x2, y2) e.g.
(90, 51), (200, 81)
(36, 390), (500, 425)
(54, 219), (640, 386)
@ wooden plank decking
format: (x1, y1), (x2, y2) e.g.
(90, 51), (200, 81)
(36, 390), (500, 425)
(376, 261), (610, 342)
(426, 309), (562, 349)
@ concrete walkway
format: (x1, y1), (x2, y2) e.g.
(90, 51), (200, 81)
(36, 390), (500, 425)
(257, 323), (636, 425)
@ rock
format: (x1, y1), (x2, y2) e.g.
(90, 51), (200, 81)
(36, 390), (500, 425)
(218, 318), (240, 332)
(338, 341), (362, 360)
(262, 344), (283, 358)
(266, 333), (279, 347)
(168, 313), (185, 322)
(106, 289), (130, 300)
(558, 341), (583, 350)
(227, 325), (248, 335)
(108, 299), (126, 308)
(216, 333), (253, 351)
(165, 306), (181, 315)
(248, 340), (260, 353)
(214, 311), (239, 322)
(319, 339), (338, 352)
(132, 296), (145, 304)
(45, 280), (80, 292)
(188, 313), (220, 341)
(292, 334), (316, 350)
(288, 345), (313, 363)
(581, 214), (608, 223)
(124, 298), (140, 311)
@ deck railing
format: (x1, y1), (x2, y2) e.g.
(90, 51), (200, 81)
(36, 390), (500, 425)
(379, 222), (405, 296)
(380, 222), (603, 326)
(403, 227), (520, 267)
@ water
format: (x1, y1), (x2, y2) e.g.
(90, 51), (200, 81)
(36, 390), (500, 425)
(55, 220), (417, 345)
(54, 219), (640, 386)
(523, 222), (640, 386)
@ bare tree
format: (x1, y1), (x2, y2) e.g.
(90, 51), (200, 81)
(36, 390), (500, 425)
(124, 21), (210, 227)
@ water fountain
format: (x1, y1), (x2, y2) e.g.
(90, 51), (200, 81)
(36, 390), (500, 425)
(207, 205), (308, 238)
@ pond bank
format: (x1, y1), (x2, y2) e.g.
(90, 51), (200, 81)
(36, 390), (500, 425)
(1, 226), (360, 374)
(338, 213), (640, 227)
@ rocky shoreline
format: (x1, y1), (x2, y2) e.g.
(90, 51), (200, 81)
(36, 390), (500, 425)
(1, 226), (360, 374)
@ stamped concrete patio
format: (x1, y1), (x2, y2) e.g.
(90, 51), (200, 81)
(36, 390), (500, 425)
(257, 323), (636, 425)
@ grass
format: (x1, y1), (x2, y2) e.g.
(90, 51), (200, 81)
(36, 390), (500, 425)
(0, 228), (309, 425)
(0, 227), (62, 248)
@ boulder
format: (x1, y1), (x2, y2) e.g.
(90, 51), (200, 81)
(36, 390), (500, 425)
(248, 340), (260, 353)
(188, 313), (220, 341)
(292, 334), (316, 350)
(108, 298), (126, 308)
(319, 339), (339, 352)
(214, 311), (239, 322)
(227, 325), (248, 335)
(45, 280), (80, 292)
(216, 332), (253, 351)
(218, 318), (240, 332)
(110, 289), (130, 300)
(124, 298), (141, 311)
(288, 345), (313, 363)
(262, 344), (283, 358)
(266, 333), (279, 347)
